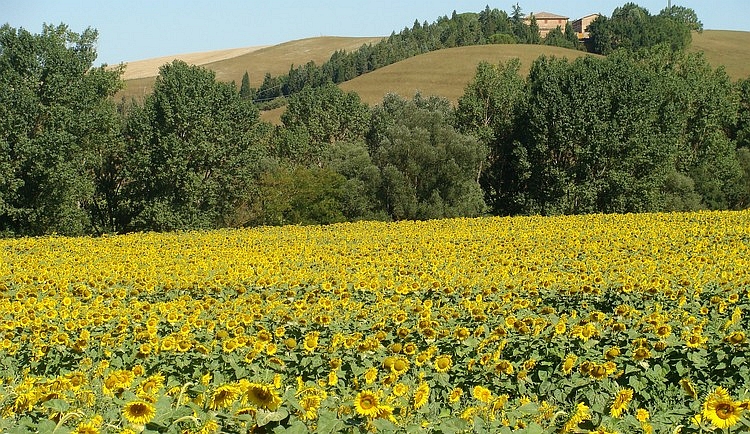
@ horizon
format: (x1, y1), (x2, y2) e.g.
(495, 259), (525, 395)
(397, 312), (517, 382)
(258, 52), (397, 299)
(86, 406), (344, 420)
(5, 1), (750, 66)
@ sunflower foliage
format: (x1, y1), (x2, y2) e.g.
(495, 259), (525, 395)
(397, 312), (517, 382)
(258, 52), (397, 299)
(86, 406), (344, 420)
(0, 211), (749, 433)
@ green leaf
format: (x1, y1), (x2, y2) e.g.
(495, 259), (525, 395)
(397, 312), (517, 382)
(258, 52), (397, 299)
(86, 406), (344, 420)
(36, 420), (57, 434)
(316, 409), (346, 433)
(256, 408), (289, 427)
(274, 420), (309, 434)
(42, 398), (69, 413)
(436, 417), (469, 433)
(372, 418), (399, 431)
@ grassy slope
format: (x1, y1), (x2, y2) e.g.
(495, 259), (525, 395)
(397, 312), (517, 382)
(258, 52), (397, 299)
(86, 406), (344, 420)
(690, 30), (750, 81)
(117, 36), (383, 102)
(261, 44), (593, 124)
(340, 44), (593, 106)
(117, 30), (750, 123)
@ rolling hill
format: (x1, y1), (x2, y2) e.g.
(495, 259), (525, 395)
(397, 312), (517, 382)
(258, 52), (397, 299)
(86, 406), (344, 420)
(117, 30), (750, 124)
(690, 30), (750, 81)
(257, 44), (594, 124)
(115, 36), (383, 102)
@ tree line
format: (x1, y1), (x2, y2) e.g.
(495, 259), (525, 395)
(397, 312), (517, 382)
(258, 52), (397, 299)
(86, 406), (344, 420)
(250, 4), (581, 104)
(1, 4), (748, 237)
(249, 2), (701, 106)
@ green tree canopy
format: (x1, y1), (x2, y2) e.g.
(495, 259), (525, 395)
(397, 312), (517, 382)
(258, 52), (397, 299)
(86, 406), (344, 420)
(280, 83), (370, 163)
(588, 2), (693, 54)
(122, 60), (264, 231)
(456, 59), (526, 214)
(368, 93), (487, 220)
(0, 23), (123, 236)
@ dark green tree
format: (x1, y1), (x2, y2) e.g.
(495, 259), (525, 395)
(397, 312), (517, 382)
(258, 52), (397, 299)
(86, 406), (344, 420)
(588, 2), (694, 54)
(239, 70), (254, 99)
(252, 163), (348, 226)
(456, 59), (526, 214)
(322, 140), (384, 221)
(734, 78), (750, 150)
(368, 93), (487, 220)
(280, 83), (370, 163)
(0, 23), (124, 236)
(122, 60), (264, 231)
(659, 5), (703, 32)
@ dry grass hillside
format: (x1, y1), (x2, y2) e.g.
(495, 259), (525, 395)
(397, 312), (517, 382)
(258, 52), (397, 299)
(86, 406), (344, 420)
(117, 30), (750, 124)
(340, 44), (593, 106)
(120, 46), (270, 80)
(260, 44), (594, 124)
(691, 30), (750, 81)
(117, 36), (383, 101)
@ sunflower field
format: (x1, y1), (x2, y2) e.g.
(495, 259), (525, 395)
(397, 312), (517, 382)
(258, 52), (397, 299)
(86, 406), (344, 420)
(1, 210), (749, 433)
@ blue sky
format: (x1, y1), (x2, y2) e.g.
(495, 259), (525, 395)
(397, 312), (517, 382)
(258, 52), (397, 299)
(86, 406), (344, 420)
(4, 1), (750, 66)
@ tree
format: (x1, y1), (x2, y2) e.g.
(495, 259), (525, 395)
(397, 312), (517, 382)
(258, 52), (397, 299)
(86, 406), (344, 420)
(368, 93), (487, 220)
(280, 83), (370, 162)
(122, 60), (264, 231)
(733, 78), (750, 149)
(588, 2), (695, 54)
(659, 5), (703, 32)
(0, 23), (124, 236)
(456, 59), (526, 214)
(239, 71), (254, 99)
(252, 163), (348, 226)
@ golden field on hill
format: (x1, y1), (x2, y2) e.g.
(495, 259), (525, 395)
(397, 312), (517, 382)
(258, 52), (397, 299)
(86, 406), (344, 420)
(691, 30), (750, 81)
(1, 211), (749, 432)
(116, 36), (383, 102)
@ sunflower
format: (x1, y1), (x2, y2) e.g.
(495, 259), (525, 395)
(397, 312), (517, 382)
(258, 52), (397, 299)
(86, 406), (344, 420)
(604, 346), (620, 360)
(702, 386), (743, 429)
(472, 385), (492, 404)
(494, 359), (514, 375)
(391, 357), (410, 376)
(632, 347), (651, 361)
(137, 373), (165, 397)
(364, 367), (378, 384)
(244, 382), (282, 410)
(725, 331), (746, 345)
(393, 382), (409, 397)
(413, 381), (430, 409)
(680, 378), (697, 399)
(71, 421), (99, 434)
(635, 408), (650, 422)
(122, 400), (156, 425)
(354, 390), (381, 417)
(298, 394), (323, 420)
(562, 402), (591, 433)
(327, 370), (338, 386)
(610, 388), (633, 418)
(562, 354), (577, 375)
(449, 387), (463, 403)
(210, 384), (241, 410)
(303, 332), (319, 353)
(434, 354), (452, 373)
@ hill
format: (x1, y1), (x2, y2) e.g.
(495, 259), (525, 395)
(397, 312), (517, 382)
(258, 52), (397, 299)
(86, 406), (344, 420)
(690, 30), (750, 81)
(116, 36), (383, 102)
(340, 44), (594, 105)
(260, 44), (594, 124)
(116, 30), (750, 122)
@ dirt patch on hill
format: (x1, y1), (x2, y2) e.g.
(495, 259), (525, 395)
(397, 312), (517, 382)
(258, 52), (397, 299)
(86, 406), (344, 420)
(120, 45), (271, 80)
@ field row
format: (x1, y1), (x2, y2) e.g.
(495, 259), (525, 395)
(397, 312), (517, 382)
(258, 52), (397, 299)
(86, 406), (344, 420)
(1, 211), (749, 432)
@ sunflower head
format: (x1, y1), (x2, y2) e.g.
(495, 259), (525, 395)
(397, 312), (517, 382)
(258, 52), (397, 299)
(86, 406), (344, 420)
(354, 390), (381, 418)
(702, 387), (743, 429)
(245, 382), (282, 410)
(413, 381), (430, 409)
(434, 355), (452, 373)
(122, 400), (156, 426)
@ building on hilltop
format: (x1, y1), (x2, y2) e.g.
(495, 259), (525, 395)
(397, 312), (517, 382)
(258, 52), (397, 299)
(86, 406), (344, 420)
(571, 14), (601, 40)
(524, 12), (569, 38)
